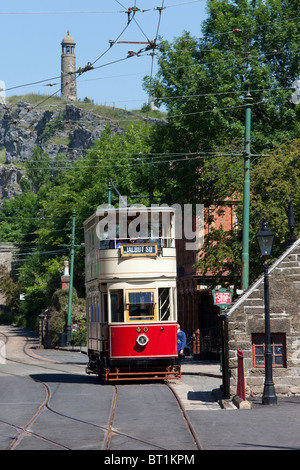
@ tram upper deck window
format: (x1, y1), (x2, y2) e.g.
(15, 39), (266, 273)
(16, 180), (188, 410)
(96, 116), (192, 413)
(96, 208), (175, 249)
(126, 290), (157, 322)
(99, 224), (119, 249)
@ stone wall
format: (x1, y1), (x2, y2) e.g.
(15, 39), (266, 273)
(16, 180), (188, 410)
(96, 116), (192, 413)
(225, 238), (300, 398)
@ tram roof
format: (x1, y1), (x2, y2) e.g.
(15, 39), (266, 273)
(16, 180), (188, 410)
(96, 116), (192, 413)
(83, 205), (176, 226)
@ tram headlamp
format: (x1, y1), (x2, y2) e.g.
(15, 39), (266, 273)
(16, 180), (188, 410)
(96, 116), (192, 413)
(136, 334), (149, 346)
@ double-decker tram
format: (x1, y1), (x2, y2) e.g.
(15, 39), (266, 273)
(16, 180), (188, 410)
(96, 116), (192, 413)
(84, 204), (180, 381)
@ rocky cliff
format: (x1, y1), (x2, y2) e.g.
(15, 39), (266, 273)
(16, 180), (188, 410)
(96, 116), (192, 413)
(0, 99), (164, 205)
(0, 100), (127, 205)
(0, 164), (23, 203)
(0, 100), (124, 163)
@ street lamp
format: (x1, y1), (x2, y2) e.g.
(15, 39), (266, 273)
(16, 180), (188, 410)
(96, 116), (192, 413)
(256, 218), (277, 405)
(256, 218), (275, 257)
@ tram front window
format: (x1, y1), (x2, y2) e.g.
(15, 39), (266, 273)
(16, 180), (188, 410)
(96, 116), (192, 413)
(126, 291), (156, 321)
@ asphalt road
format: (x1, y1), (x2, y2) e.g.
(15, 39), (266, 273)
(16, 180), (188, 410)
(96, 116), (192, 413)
(0, 325), (200, 452)
(1, 325), (299, 454)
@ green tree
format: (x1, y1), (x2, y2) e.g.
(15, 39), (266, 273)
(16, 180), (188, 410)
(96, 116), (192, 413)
(0, 123), (155, 327)
(196, 140), (300, 288)
(0, 265), (22, 313)
(249, 140), (300, 264)
(142, 0), (299, 287)
(0, 190), (40, 244)
(25, 147), (51, 192)
(144, 0), (299, 155)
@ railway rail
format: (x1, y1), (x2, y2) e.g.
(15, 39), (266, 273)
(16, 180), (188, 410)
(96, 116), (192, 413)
(0, 326), (203, 451)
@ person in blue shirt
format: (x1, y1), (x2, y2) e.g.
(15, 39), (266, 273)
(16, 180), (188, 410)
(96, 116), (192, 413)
(177, 323), (186, 359)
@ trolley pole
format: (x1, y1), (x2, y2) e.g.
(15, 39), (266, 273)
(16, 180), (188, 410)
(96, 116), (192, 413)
(241, 93), (252, 291)
(66, 209), (76, 345)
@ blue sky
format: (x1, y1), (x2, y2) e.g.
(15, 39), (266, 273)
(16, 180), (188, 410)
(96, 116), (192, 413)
(1, 1), (208, 110)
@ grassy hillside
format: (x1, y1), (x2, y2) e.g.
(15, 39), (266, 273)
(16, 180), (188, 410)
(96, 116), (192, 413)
(6, 94), (165, 126)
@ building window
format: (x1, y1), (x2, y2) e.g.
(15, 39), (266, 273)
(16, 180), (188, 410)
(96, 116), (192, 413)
(252, 334), (286, 368)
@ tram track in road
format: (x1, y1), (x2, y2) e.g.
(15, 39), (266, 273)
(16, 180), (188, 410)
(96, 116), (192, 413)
(0, 339), (73, 450)
(0, 327), (108, 450)
(5, 402), (72, 450)
(2, 371), (202, 450)
(1, 365), (172, 451)
(102, 382), (202, 451)
(102, 385), (170, 451)
(0, 326), (202, 450)
(167, 383), (203, 450)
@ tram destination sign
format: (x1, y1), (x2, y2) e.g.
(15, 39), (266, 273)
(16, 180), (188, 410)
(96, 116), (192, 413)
(120, 243), (157, 257)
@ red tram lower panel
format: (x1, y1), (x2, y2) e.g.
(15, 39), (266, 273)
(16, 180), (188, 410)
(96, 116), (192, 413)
(102, 323), (180, 381)
(109, 323), (178, 358)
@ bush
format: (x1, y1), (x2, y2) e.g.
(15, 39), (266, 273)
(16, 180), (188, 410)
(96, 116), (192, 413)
(48, 309), (66, 344)
(70, 318), (87, 346)
(47, 288), (86, 346)
(0, 266), (21, 313)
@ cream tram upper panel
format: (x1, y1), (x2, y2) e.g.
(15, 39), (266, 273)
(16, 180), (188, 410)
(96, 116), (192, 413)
(84, 207), (177, 282)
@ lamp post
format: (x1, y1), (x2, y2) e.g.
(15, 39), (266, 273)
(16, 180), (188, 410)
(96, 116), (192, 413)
(256, 218), (277, 405)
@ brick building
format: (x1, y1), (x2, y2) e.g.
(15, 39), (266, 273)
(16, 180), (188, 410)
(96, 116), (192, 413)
(224, 237), (300, 398)
(176, 198), (238, 354)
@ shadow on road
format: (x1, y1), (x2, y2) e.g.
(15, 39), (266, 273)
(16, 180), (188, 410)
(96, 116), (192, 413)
(30, 373), (104, 385)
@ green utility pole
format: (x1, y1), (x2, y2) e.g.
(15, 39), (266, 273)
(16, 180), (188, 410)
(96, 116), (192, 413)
(66, 209), (76, 344)
(241, 93), (252, 291)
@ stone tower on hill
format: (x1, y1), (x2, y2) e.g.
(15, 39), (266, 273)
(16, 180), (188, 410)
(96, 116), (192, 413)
(61, 31), (77, 101)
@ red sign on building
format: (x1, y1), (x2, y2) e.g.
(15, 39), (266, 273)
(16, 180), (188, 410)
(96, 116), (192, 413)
(212, 288), (233, 310)
(213, 291), (231, 305)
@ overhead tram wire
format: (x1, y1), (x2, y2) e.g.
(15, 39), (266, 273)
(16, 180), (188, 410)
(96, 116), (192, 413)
(4, 7), (142, 125)
(15, 155), (245, 171)
(5, 76), (61, 92)
(2, 14), (298, 106)
(19, 144), (250, 161)
(4, 148), (246, 170)
(5, 88), (293, 146)
(4, 41), (297, 112)
(3, 63), (296, 120)
(0, 1), (204, 15)
(21, 82), (297, 112)
(90, 3), (137, 67)
(0, 9), (125, 15)
(17, 154), (247, 171)
(2, 3), (166, 130)
(3, 45), (298, 97)
(2, 8), (148, 93)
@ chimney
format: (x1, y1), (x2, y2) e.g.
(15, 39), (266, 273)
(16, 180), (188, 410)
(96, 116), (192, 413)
(61, 260), (70, 289)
